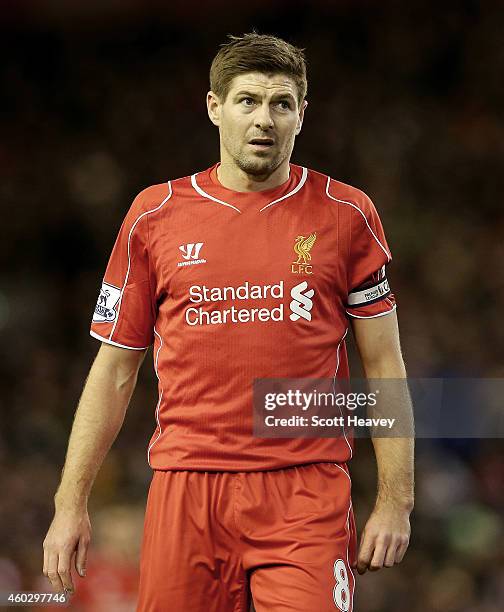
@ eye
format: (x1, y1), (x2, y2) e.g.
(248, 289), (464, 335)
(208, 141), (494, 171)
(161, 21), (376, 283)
(277, 100), (291, 110)
(241, 97), (255, 106)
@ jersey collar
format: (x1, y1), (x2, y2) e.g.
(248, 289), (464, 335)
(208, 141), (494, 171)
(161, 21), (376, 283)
(190, 163), (308, 214)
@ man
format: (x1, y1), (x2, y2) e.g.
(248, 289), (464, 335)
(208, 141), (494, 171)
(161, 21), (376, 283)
(43, 33), (414, 611)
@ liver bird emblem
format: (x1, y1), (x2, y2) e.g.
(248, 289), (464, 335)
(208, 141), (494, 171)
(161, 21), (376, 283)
(293, 232), (317, 264)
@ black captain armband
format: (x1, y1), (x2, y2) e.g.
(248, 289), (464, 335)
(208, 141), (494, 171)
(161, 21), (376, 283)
(347, 278), (391, 308)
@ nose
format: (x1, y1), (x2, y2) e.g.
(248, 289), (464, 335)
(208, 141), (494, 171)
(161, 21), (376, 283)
(254, 102), (274, 130)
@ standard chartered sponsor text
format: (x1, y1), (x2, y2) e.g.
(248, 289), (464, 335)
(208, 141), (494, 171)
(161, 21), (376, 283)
(185, 281), (284, 326)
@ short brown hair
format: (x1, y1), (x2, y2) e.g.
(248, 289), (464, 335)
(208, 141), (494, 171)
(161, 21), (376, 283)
(210, 32), (307, 106)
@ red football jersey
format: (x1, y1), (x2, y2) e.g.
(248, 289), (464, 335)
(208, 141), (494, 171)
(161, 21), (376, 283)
(90, 163), (396, 471)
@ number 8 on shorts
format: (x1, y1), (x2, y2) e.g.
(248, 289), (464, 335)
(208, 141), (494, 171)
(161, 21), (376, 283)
(333, 558), (350, 611)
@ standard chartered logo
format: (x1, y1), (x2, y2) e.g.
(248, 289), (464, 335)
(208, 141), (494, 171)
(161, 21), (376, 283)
(183, 280), (316, 326)
(289, 281), (315, 321)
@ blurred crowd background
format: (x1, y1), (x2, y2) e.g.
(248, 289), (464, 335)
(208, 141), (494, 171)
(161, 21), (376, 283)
(1, 1), (503, 610)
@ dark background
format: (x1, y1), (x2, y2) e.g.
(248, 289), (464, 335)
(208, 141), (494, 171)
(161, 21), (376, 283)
(1, 1), (503, 610)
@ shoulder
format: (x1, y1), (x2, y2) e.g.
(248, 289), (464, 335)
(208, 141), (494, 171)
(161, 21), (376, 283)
(305, 166), (379, 221)
(127, 173), (195, 217)
(130, 181), (172, 213)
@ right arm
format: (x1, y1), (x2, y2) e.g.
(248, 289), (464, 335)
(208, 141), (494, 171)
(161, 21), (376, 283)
(43, 342), (147, 595)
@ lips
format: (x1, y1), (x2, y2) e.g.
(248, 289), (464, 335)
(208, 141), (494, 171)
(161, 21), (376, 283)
(249, 138), (274, 146)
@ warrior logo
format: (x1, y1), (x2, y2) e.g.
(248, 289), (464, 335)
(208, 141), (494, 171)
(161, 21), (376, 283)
(178, 242), (207, 267)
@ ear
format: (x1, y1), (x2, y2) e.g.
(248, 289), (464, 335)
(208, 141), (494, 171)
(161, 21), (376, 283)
(295, 99), (308, 136)
(207, 91), (221, 127)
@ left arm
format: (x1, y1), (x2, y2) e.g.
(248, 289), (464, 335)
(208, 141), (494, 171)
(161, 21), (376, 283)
(350, 310), (414, 574)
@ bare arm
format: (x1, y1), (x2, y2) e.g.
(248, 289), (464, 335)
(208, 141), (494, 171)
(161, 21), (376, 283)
(351, 311), (414, 573)
(43, 342), (147, 594)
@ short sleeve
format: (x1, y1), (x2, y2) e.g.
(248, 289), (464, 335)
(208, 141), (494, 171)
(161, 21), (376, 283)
(90, 193), (156, 349)
(346, 191), (396, 319)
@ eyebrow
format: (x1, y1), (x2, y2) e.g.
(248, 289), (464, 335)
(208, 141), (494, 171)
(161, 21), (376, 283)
(234, 90), (296, 102)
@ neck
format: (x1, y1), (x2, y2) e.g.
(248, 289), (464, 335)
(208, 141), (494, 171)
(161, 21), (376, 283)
(217, 156), (290, 193)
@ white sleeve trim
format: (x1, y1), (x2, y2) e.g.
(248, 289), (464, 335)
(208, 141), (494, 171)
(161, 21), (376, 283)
(109, 181), (173, 343)
(90, 330), (150, 350)
(346, 304), (397, 319)
(325, 176), (391, 262)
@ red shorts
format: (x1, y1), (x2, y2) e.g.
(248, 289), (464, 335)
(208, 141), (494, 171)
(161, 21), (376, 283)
(137, 462), (357, 612)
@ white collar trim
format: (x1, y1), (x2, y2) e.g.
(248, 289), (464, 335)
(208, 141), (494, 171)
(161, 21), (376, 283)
(190, 166), (308, 214)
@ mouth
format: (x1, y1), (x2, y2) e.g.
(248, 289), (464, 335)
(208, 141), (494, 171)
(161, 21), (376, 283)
(248, 138), (274, 150)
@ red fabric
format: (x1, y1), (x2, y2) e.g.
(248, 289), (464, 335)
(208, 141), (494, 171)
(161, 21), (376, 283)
(90, 164), (395, 470)
(137, 463), (356, 611)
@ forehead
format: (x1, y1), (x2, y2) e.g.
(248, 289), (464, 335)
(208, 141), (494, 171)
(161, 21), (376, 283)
(227, 72), (298, 97)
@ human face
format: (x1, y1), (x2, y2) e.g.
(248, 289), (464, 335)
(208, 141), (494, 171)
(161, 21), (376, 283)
(207, 72), (307, 179)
